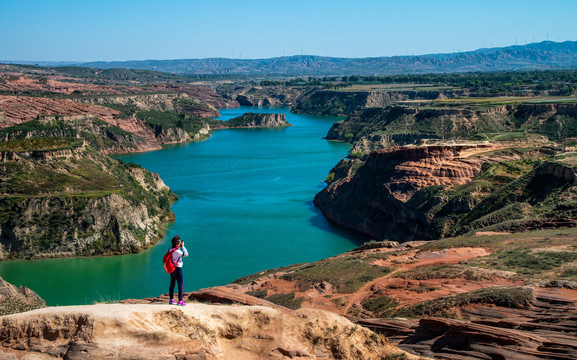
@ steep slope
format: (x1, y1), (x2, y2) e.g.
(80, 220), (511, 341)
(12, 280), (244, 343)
(292, 89), (445, 116)
(0, 114), (154, 154)
(314, 144), (577, 241)
(0, 277), (45, 316)
(0, 139), (175, 259)
(326, 103), (577, 151)
(222, 113), (291, 128)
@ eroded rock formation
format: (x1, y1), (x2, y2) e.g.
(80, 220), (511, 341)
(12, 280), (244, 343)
(0, 144), (175, 259)
(74, 92), (220, 118)
(0, 303), (419, 360)
(225, 113), (291, 128)
(0, 277), (45, 316)
(314, 143), (576, 241)
(0, 96), (119, 129)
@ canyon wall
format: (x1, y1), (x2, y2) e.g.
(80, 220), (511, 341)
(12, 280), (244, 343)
(326, 103), (577, 148)
(315, 144), (577, 241)
(224, 113), (291, 128)
(0, 144), (175, 260)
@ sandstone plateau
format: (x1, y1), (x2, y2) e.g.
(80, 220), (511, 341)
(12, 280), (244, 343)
(0, 303), (419, 360)
(149, 236), (577, 359)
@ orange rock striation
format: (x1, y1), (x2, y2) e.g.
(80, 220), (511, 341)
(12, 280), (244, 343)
(314, 144), (525, 241)
(371, 144), (497, 202)
(0, 96), (118, 128)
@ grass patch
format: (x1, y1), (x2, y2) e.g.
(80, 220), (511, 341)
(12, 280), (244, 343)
(421, 228), (577, 252)
(361, 296), (400, 317)
(265, 293), (303, 310)
(392, 286), (533, 318)
(232, 263), (309, 285)
(399, 264), (517, 281)
(561, 267), (577, 278)
(283, 257), (394, 293)
(475, 249), (577, 275)
(0, 138), (82, 152)
(245, 290), (268, 299)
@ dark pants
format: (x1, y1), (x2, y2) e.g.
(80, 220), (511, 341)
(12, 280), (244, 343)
(169, 267), (184, 301)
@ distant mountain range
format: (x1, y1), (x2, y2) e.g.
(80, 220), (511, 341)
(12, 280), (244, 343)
(4, 41), (577, 76)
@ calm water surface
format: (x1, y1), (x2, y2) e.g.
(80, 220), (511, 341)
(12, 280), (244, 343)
(0, 107), (367, 305)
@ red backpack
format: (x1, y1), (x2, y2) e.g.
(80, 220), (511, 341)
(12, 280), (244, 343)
(162, 248), (180, 273)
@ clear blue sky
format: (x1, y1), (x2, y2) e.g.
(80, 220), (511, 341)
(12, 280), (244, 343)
(1, 0), (576, 61)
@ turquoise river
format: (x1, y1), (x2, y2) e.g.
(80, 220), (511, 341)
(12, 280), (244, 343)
(0, 107), (367, 305)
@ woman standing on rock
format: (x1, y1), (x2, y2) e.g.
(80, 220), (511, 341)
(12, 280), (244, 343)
(168, 235), (188, 306)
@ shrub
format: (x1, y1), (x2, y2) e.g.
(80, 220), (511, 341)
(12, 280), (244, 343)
(393, 286), (534, 318)
(266, 293), (303, 310)
(362, 296), (399, 317)
(325, 172), (335, 184)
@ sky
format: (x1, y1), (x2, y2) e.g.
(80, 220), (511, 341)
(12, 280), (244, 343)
(1, 0), (576, 62)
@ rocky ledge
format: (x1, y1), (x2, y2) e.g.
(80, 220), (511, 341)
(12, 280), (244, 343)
(355, 286), (577, 359)
(0, 303), (419, 360)
(224, 113), (292, 128)
(0, 277), (45, 316)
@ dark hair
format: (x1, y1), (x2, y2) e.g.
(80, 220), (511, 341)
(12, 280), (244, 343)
(171, 235), (181, 248)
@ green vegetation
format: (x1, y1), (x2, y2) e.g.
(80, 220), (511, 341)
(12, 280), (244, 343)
(0, 295), (45, 317)
(472, 249), (577, 276)
(0, 138), (82, 152)
(245, 290), (269, 299)
(0, 117), (143, 153)
(265, 293), (304, 310)
(361, 296), (399, 317)
(136, 110), (209, 137)
(268, 70), (577, 98)
(233, 263), (309, 285)
(0, 143), (175, 258)
(399, 264), (518, 281)
(422, 227), (577, 252)
(235, 256), (393, 294)
(561, 267), (577, 278)
(393, 287), (534, 318)
(100, 102), (139, 118)
(282, 257), (393, 293)
(400, 157), (577, 239)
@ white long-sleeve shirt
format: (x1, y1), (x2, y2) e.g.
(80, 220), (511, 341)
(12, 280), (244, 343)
(169, 245), (188, 268)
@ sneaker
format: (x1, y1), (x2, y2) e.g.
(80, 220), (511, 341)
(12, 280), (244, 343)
(169, 299), (177, 305)
(177, 300), (186, 306)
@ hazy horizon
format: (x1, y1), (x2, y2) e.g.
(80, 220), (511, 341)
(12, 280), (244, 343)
(1, 40), (575, 65)
(2, 0), (577, 62)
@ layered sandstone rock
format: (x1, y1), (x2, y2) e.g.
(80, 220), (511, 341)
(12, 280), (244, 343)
(74, 92), (220, 118)
(0, 74), (139, 96)
(0, 96), (119, 129)
(355, 286), (577, 359)
(315, 144), (513, 240)
(325, 103), (577, 148)
(0, 304), (419, 360)
(315, 140), (577, 241)
(226, 113), (291, 128)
